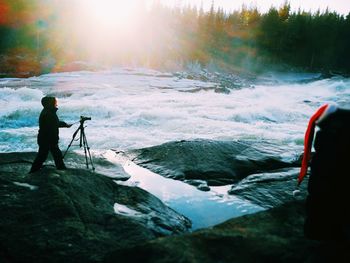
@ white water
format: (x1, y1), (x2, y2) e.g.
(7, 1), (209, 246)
(1, 68), (349, 229)
(1, 68), (349, 152)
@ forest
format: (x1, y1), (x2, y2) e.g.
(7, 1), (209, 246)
(0, 0), (349, 76)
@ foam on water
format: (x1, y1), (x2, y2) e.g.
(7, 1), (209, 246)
(1, 69), (349, 153)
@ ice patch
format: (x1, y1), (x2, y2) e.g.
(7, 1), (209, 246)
(113, 203), (142, 217)
(13, 182), (38, 191)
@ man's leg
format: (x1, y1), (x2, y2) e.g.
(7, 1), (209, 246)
(50, 144), (67, 170)
(30, 145), (49, 173)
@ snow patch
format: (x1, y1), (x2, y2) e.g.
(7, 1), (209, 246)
(13, 182), (38, 191)
(113, 203), (142, 217)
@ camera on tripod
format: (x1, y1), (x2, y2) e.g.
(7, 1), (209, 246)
(80, 116), (91, 122)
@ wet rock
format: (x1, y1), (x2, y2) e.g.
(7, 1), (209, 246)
(229, 168), (308, 208)
(214, 86), (231, 94)
(175, 68), (253, 91)
(52, 61), (100, 73)
(127, 139), (298, 187)
(0, 151), (130, 181)
(105, 200), (348, 263)
(184, 179), (210, 191)
(0, 152), (191, 263)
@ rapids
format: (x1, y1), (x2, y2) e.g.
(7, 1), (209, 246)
(1, 68), (349, 153)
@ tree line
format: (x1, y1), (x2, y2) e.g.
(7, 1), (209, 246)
(0, 1), (349, 75)
(169, 2), (350, 73)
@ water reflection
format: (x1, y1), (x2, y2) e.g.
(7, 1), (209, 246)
(105, 150), (263, 230)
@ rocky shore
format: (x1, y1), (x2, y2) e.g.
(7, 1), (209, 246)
(105, 201), (312, 262)
(126, 139), (303, 202)
(1, 149), (348, 263)
(105, 200), (350, 263)
(0, 54), (101, 78)
(0, 152), (190, 263)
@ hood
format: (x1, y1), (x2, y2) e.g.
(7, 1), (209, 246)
(298, 104), (350, 186)
(317, 107), (350, 130)
(41, 96), (56, 109)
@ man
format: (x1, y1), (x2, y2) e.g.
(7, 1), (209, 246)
(30, 96), (72, 173)
(299, 104), (350, 241)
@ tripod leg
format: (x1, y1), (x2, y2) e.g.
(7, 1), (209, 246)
(82, 134), (89, 169)
(82, 131), (95, 171)
(66, 122), (94, 171)
(63, 126), (81, 159)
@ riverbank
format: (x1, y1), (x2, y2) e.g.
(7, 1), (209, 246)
(105, 201), (309, 262)
(0, 54), (102, 78)
(1, 53), (344, 82)
(2, 151), (347, 262)
(105, 200), (350, 263)
(0, 152), (190, 262)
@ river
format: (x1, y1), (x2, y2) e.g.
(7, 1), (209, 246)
(1, 68), (349, 229)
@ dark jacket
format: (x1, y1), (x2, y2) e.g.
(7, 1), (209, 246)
(305, 108), (350, 240)
(309, 108), (350, 195)
(37, 97), (68, 146)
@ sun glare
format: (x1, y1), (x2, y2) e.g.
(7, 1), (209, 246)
(72, 0), (149, 59)
(80, 0), (142, 32)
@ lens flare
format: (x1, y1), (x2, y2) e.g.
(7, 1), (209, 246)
(81, 0), (140, 31)
(70, 0), (148, 61)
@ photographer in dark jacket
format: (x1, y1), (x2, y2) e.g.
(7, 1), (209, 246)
(299, 104), (350, 241)
(30, 96), (72, 173)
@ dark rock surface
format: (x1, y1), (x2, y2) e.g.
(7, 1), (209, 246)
(127, 139), (299, 188)
(229, 168), (308, 208)
(183, 179), (211, 191)
(105, 200), (350, 263)
(0, 151), (130, 181)
(0, 152), (191, 263)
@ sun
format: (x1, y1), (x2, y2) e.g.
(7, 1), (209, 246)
(71, 0), (150, 60)
(81, 0), (141, 30)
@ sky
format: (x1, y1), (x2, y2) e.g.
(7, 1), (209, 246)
(162, 0), (350, 15)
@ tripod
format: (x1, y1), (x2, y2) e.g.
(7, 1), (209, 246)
(63, 117), (95, 171)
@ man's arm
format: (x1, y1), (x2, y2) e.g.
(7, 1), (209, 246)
(59, 121), (72, 128)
